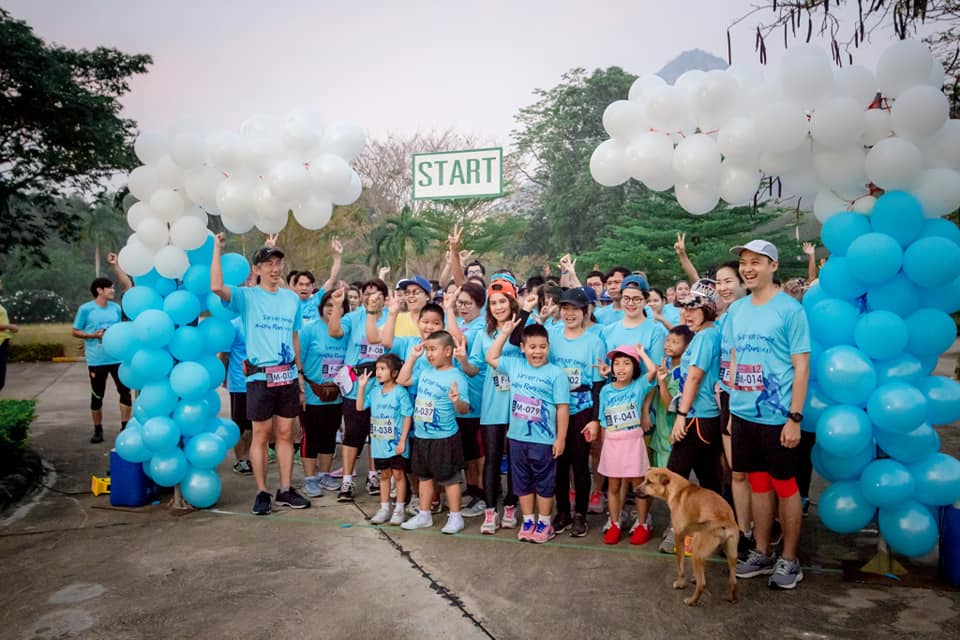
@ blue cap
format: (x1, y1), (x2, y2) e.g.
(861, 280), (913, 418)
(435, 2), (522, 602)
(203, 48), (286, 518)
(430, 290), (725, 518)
(579, 285), (597, 304)
(396, 275), (431, 295)
(600, 290), (612, 302)
(621, 274), (649, 293)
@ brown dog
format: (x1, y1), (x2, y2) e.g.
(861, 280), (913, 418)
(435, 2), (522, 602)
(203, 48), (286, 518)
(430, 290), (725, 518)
(641, 468), (739, 606)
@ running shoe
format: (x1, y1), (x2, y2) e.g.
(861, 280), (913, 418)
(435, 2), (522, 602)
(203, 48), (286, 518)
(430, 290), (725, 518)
(501, 505), (518, 529)
(553, 511), (574, 534)
(603, 522), (622, 545)
(252, 491), (272, 516)
(517, 519), (536, 542)
(276, 487), (311, 509)
(319, 473), (340, 491)
(441, 512), (465, 534)
(736, 549), (777, 578)
(768, 557), (804, 590)
(232, 460), (253, 475)
(370, 506), (391, 525)
(407, 498), (420, 516)
(90, 428), (104, 444)
(629, 522), (652, 545)
(329, 466), (344, 478)
(737, 531), (755, 561)
(267, 448), (277, 464)
(659, 527), (676, 554)
(587, 491), (604, 514)
(337, 479), (355, 502)
(389, 507), (406, 526)
(431, 496), (442, 514)
(531, 521), (556, 544)
(366, 474), (380, 496)
(571, 513), (588, 538)
(302, 476), (323, 498)
(401, 510), (433, 530)
(480, 508), (498, 535)
(462, 497), (486, 518)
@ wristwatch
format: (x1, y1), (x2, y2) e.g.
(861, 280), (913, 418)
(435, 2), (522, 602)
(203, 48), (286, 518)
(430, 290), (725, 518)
(787, 411), (803, 423)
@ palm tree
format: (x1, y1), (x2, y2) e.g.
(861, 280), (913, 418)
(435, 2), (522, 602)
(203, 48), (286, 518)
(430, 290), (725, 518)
(367, 206), (443, 275)
(77, 194), (126, 277)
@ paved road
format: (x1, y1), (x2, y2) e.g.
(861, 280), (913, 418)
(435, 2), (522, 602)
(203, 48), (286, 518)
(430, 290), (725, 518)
(1, 358), (959, 640)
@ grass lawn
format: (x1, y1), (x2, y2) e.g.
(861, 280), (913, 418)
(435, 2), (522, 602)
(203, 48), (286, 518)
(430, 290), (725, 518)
(12, 323), (82, 357)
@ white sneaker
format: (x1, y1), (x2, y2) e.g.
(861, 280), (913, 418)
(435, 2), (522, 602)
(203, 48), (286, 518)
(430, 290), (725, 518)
(370, 506), (391, 525)
(366, 474), (380, 496)
(401, 510), (433, 530)
(441, 512), (465, 534)
(302, 476), (323, 498)
(480, 508), (498, 535)
(389, 507), (406, 526)
(501, 505), (518, 529)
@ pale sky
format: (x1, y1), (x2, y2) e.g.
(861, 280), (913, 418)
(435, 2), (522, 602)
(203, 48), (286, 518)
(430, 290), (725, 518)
(5, 1), (904, 146)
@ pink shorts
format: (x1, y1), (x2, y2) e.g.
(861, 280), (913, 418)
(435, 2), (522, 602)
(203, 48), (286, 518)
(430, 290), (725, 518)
(598, 429), (650, 479)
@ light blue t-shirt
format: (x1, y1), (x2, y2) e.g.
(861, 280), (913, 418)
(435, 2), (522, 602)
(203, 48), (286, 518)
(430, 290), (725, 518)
(602, 318), (667, 377)
(227, 285), (302, 381)
(594, 305), (623, 326)
(73, 301), (123, 367)
(599, 377), (654, 433)
(339, 307), (389, 400)
(457, 316), (486, 420)
(716, 313), (733, 392)
(362, 382), (414, 459)
(662, 304), (682, 326)
(392, 335), (427, 399)
(678, 326), (721, 418)
(299, 291), (325, 324)
(547, 326), (605, 415)
(301, 319), (349, 405)
(410, 365), (471, 439)
(723, 292), (811, 425)
(498, 356), (570, 446)
(469, 329), (521, 425)
(226, 318), (247, 393)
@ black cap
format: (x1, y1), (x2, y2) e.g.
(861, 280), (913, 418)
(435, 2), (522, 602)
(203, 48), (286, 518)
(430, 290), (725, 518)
(252, 246), (285, 265)
(558, 287), (590, 309)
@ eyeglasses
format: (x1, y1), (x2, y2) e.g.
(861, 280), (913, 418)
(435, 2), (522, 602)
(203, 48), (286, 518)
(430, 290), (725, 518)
(456, 300), (475, 307)
(621, 295), (645, 304)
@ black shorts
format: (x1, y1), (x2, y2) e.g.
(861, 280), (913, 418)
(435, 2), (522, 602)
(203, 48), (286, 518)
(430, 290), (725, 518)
(301, 402), (344, 457)
(341, 399), (370, 449)
(88, 363), (131, 410)
(374, 455), (412, 472)
(730, 414), (798, 480)
(719, 389), (731, 436)
(246, 380), (300, 422)
(229, 392), (253, 432)
(456, 417), (482, 462)
(412, 433), (464, 485)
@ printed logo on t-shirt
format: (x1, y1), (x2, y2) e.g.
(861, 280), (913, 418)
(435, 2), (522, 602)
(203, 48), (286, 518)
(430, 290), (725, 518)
(604, 402), (641, 432)
(734, 363), (764, 392)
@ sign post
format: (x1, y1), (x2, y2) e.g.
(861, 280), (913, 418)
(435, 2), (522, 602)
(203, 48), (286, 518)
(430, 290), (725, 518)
(412, 147), (503, 201)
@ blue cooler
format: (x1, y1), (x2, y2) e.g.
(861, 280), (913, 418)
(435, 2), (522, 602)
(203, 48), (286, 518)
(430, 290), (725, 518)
(941, 503), (960, 587)
(109, 449), (158, 507)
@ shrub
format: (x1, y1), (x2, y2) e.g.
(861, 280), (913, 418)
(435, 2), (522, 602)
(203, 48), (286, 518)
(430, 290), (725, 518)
(8, 342), (65, 362)
(0, 289), (72, 323)
(0, 399), (36, 465)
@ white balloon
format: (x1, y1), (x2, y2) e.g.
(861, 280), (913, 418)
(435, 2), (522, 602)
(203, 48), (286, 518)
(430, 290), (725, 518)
(134, 130), (167, 165)
(835, 65), (879, 108)
(169, 132), (206, 169)
(602, 100), (647, 140)
(255, 214), (288, 234)
(726, 63), (765, 92)
(183, 166), (224, 210)
(758, 141), (812, 176)
(208, 130), (244, 172)
(149, 189), (185, 222)
(127, 165), (160, 201)
(332, 171), (363, 206)
(812, 145), (868, 196)
(169, 216), (208, 250)
(810, 98), (865, 149)
(852, 195), (876, 214)
(780, 44), (834, 107)
(928, 58), (947, 89)
(779, 169), (821, 203)
(293, 197), (333, 230)
(252, 180), (290, 219)
(589, 139), (629, 187)
(865, 136), (924, 190)
(282, 120), (321, 160)
(861, 109), (893, 146)
(216, 176), (256, 217)
(911, 168), (960, 218)
(922, 119), (960, 169)
(717, 116), (758, 164)
(154, 155), (184, 189)
(673, 134), (721, 183)
(719, 163), (760, 205)
(644, 85), (693, 133)
(890, 84), (950, 141)
(628, 74), (666, 102)
(674, 70), (706, 96)
(309, 154), (352, 195)
(624, 132), (673, 184)
(876, 39), (934, 98)
(135, 217), (169, 250)
(675, 182), (719, 215)
(813, 190), (850, 223)
(692, 70), (741, 131)
(154, 245), (190, 279)
(117, 240), (155, 277)
(320, 122), (366, 162)
(753, 100), (809, 153)
(220, 211), (255, 234)
(240, 113), (282, 139)
(267, 160), (310, 201)
(181, 205), (209, 226)
(126, 201), (152, 231)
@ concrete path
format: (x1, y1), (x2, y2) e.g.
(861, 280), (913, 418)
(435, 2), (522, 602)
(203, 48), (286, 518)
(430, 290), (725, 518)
(1, 354), (959, 640)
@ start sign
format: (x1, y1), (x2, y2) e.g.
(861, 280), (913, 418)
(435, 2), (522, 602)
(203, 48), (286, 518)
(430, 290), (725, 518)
(412, 147), (503, 200)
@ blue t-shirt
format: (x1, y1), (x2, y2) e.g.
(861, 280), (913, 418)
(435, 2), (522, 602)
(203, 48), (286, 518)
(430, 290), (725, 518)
(73, 300), (123, 366)
(392, 335), (428, 399)
(457, 316), (486, 420)
(301, 319), (349, 405)
(227, 285), (302, 381)
(678, 326), (721, 418)
(547, 326), (605, 415)
(469, 329), (521, 425)
(662, 304), (682, 326)
(602, 318), (667, 377)
(599, 377), (654, 433)
(339, 307), (389, 400)
(226, 318), (247, 393)
(716, 313), (733, 392)
(498, 356), (570, 446)
(299, 291), (325, 324)
(362, 382), (413, 459)
(594, 305), (623, 326)
(410, 365), (470, 439)
(723, 292), (811, 425)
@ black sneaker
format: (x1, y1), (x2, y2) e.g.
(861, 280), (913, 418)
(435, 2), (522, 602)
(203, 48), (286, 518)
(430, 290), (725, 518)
(252, 491), (272, 516)
(737, 531), (755, 561)
(337, 480), (355, 502)
(90, 428), (104, 444)
(553, 511), (574, 534)
(276, 487), (311, 509)
(232, 460), (253, 475)
(571, 513), (588, 537)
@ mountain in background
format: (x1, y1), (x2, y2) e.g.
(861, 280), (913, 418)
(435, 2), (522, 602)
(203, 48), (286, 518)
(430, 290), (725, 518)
(655, 49), (728, 83)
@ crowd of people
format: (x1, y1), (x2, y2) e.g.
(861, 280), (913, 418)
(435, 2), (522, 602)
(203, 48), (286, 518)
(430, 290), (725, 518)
(73, 228), (821, 592)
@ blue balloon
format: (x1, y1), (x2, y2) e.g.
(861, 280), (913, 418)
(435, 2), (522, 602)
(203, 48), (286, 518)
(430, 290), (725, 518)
(801, 281), (828, 312)
(135, 269), (177, 297)
(812, 441), (875, 482)
(817, 345), (877, 406)
(916, 375), (960, 424)
(873, 353), (925, 387)
(846, 232), (903, 285)
(182, 264), (212, 296)
(853, 311), (908, 360)
(878, 499), (939, 557)
(917, 218), (960, 246)
(130, 347), (174, 383)
(822, 211), (872, 256)
(816, 405), (873, 455)
(221, 252), (251, 287)
(865, 275), (921, 317)
(809, 338), (823, 381)
(133, 309), (175, 348)
(818, 257), (868, 300)
(180, 467), (221, 508)
(173, 398), (214, 437)
(809, 298), (860, 347)
(137, 380), (178, 419)
(198, 317), (234, 353)
(870, 191), (924, 248)
(102, 322), (139, 362)
(169, 361), (211, 400)
(187, 233), (215, 267)
(866, 382), (927, 434)
(121, 286), (163, 320)
(876, 422), (941, 463)
(197, 354), (226, 388)
(860, 459), (915, 508)
(114, 422), (153, 463)
(802, 385), (832, 433)
(905, 307), (957, 357)
(204, 388), (223, 416)
(142, 416), (181, 453)
(818, 481), (877, 534)
(909, 452), (960, 506)
(918, 274), (960, 314)
(148, 448), (188, 487)
(206, 291), (238, 319)
(185, 432), (227, 469)
(213, 418), (241, 449)
(163, 290), (202, 326)
(903, 236), (960, 288)
(117, 362), (146, 390)
(169, 325), (205, 362)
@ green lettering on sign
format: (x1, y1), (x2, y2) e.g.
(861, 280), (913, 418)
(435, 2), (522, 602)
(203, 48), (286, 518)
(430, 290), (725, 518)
(450, 160), (465, 185)
(417, 161), (432, 187)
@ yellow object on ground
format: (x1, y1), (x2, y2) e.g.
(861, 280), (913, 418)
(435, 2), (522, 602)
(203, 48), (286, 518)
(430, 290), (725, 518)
(90, 475), (111, 496)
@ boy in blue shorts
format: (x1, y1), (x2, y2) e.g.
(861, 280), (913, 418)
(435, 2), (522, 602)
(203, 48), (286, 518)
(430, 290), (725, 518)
(486, 322), (570, 544)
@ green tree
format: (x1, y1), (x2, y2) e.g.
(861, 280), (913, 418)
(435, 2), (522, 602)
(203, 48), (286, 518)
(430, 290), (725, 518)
(367, 206), (444, 275)
(0, 10), (151, 264)
(77, 194), (128, 277)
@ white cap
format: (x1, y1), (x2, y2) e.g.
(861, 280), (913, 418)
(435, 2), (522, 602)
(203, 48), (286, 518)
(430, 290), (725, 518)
(731, 239), (779, 261)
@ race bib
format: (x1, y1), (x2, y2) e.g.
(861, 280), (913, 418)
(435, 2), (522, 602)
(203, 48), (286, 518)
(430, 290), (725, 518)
(492, 372), (510, 392)
(371, 416), (395, 439)
(321, 357), (344, 379)
(265, 364), (295, 388)
(734, 363), (764, 392)
(564, 367), (582, 388)
(604, 402), (641, 432)
(511, 394), (542, 421)
(414, 398), (435, 423)
(359, 342), (385, 360)
(719, 359), (731, 386)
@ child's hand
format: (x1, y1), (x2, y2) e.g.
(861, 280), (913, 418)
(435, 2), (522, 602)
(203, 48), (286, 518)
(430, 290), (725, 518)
(593, 358), (611, 378)
(669, 414), (688, 445)
(396, 437), (406, 456)
(656, 357), (668, 383)
(581, 420), (600, 443)
(330, 236), (343, 255)
(500, 313), (519, 335)
(410, 342), (424, 358)
(264, 233), (279, 248)
(448, 381), (460, 403)
(215, 232), (226, 251)
(674, 231), (686, 256)
(802, 241), (816, 256)
(358, 369), (372, 386)
(641, 414), (653, 433)
(453, 335), (468, 361)
(552, 437), (566, 459)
